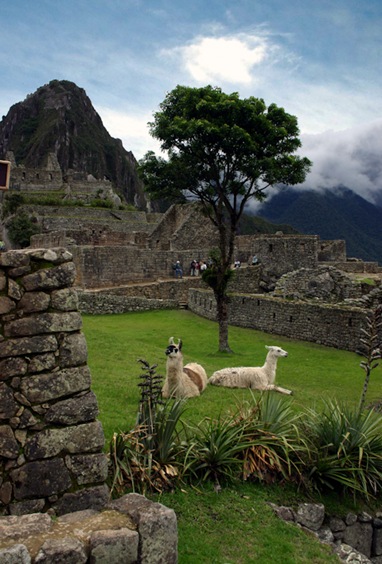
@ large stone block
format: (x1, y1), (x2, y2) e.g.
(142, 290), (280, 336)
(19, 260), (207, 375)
(109, 493), (178, 564)
(24, 421), (105, 460)
(90, 527), (139, 563)
(17, 292), (51, 313)
(44, 392), (99, 425)
(0, 543), (31, 563)
(53, 484), (110, 516)
(4, 312), (82, 337)
(51, 288), (79, 311)
(20, 366), (91, 403)
(0, 357), (28, 381)
(0, 335), (58, 359)
(65, 453), (109, 485)
(21, 262), (76, 291)
(10, 459), (72, 500)
(34, 537), (87, 563)
(0, 384), (18, 420)
(58, 332), (88, 367)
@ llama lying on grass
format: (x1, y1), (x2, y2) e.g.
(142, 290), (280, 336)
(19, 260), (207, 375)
(209, 345), (292, 395)
(162, 337), (208, 399)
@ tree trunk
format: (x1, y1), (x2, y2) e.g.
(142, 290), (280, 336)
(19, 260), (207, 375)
(215, 289), (232, 353)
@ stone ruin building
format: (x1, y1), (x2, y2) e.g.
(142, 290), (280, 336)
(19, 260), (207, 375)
(1, 150), (382, 351)
(23, 197), (382, 352)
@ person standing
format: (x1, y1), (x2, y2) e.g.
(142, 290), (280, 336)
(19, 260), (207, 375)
(175, 261), (183, 279)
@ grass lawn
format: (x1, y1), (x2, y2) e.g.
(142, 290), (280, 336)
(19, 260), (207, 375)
(83, 309), (381, 441)
(82, 309), (382, 563)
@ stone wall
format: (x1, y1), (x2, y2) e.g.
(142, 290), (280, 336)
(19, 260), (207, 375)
(270, 501), (382, 563)
(188, 288), (369, 352)
(77, 277), (204, 314)
(273, 265), (366, 302)
(234, 233), (319, 276)
(71, 247), (212, 289)
(0, 248), (109, 516)
(0, 493), (178, 563)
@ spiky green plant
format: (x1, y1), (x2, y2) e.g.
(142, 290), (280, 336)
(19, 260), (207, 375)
(301, 398), (382, 498)
(357, 305), (382, 412)
(109, 359), (187, 495)
(232, 392), (306, 484)
(181, 415), (249, 486)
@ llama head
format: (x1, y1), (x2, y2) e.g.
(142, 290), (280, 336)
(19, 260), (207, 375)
(165, 337), (183, 357)
(265, 345), (288, 358)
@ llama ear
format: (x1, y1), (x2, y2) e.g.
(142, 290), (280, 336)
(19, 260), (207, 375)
(169, 337), (175, 345)
(265, 345), (270, 350)
(178, 339), (183, 351)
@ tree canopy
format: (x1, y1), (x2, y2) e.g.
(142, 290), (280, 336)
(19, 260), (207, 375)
(139, 85), (311, 351)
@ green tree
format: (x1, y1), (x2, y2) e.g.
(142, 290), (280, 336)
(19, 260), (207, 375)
(139, 85), (311, 352)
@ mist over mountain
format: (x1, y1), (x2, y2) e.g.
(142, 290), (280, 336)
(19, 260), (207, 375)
(0, 79), (147, 208)
(256, 186), (382, 265)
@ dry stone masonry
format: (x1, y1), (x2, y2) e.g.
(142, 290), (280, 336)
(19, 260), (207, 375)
(0, 248), (178, 563)
(0, 247), (109, 516)
(270, 502), (382, 563)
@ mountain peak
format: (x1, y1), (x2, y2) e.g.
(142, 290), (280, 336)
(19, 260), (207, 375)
(0, 80), (147, 208)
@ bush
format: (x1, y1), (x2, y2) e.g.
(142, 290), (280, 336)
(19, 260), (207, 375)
(6, 211), (40, 247)
(301, 399), (382, 498)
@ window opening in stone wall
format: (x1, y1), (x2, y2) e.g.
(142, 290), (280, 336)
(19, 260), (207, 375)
(257, 299), (261, 306)
(289, 316), (293, 322)
(36, 173), (39, 180)
(273, 312), (276, 320)
(348, 318), (353, 327)
(242, 298), (245, 304)
(269, 244), (273, 252)
(22, 172), (26, 179)
(49, 173), (53, 180)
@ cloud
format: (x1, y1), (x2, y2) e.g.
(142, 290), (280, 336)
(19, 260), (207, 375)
(96, 106), (161, 160)
(162, 32), (279, 86)
(299, 119), (382, 203)
(180, 35), (268, 84)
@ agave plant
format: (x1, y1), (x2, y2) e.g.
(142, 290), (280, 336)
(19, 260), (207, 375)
(233, 392), (306, 484)
(108, 359), (187, 495)
(302, 398), (382, 498)
(181, 415), (250, 486)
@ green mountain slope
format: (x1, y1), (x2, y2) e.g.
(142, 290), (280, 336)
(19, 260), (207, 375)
(257, 187), (382, 264)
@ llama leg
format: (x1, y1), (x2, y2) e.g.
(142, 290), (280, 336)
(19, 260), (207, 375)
(265, 384), (293, 395)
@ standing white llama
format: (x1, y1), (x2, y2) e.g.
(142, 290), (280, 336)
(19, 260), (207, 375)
(162, 337), (208, 399)
(209, 345), (292, 395)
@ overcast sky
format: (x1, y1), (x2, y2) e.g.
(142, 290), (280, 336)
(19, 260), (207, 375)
(1, 0), (381, 202)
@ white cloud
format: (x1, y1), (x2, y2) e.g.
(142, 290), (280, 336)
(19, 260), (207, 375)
(96, 106), (161, 160)
(299, 119), (382, 203)
(163, 33), (272, 86)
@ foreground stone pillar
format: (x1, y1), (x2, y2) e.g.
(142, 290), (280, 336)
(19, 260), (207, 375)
(0, 248), (109, 516)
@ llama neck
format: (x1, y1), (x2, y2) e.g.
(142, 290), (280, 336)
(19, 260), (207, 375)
(264, 354), (278, 383)
(166, 356), (184, 384)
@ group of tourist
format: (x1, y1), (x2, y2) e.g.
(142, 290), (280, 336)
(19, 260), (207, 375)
(173, 255), (259, 279)
(190, 259), (207, 276)
(172, 259), (208, 279)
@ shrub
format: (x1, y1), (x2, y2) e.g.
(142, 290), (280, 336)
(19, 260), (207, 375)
(234, 392), (306, 485)
(6, 211), (40, 247)
(301, 399), (382, 498)
(109, 360), (187, 496)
